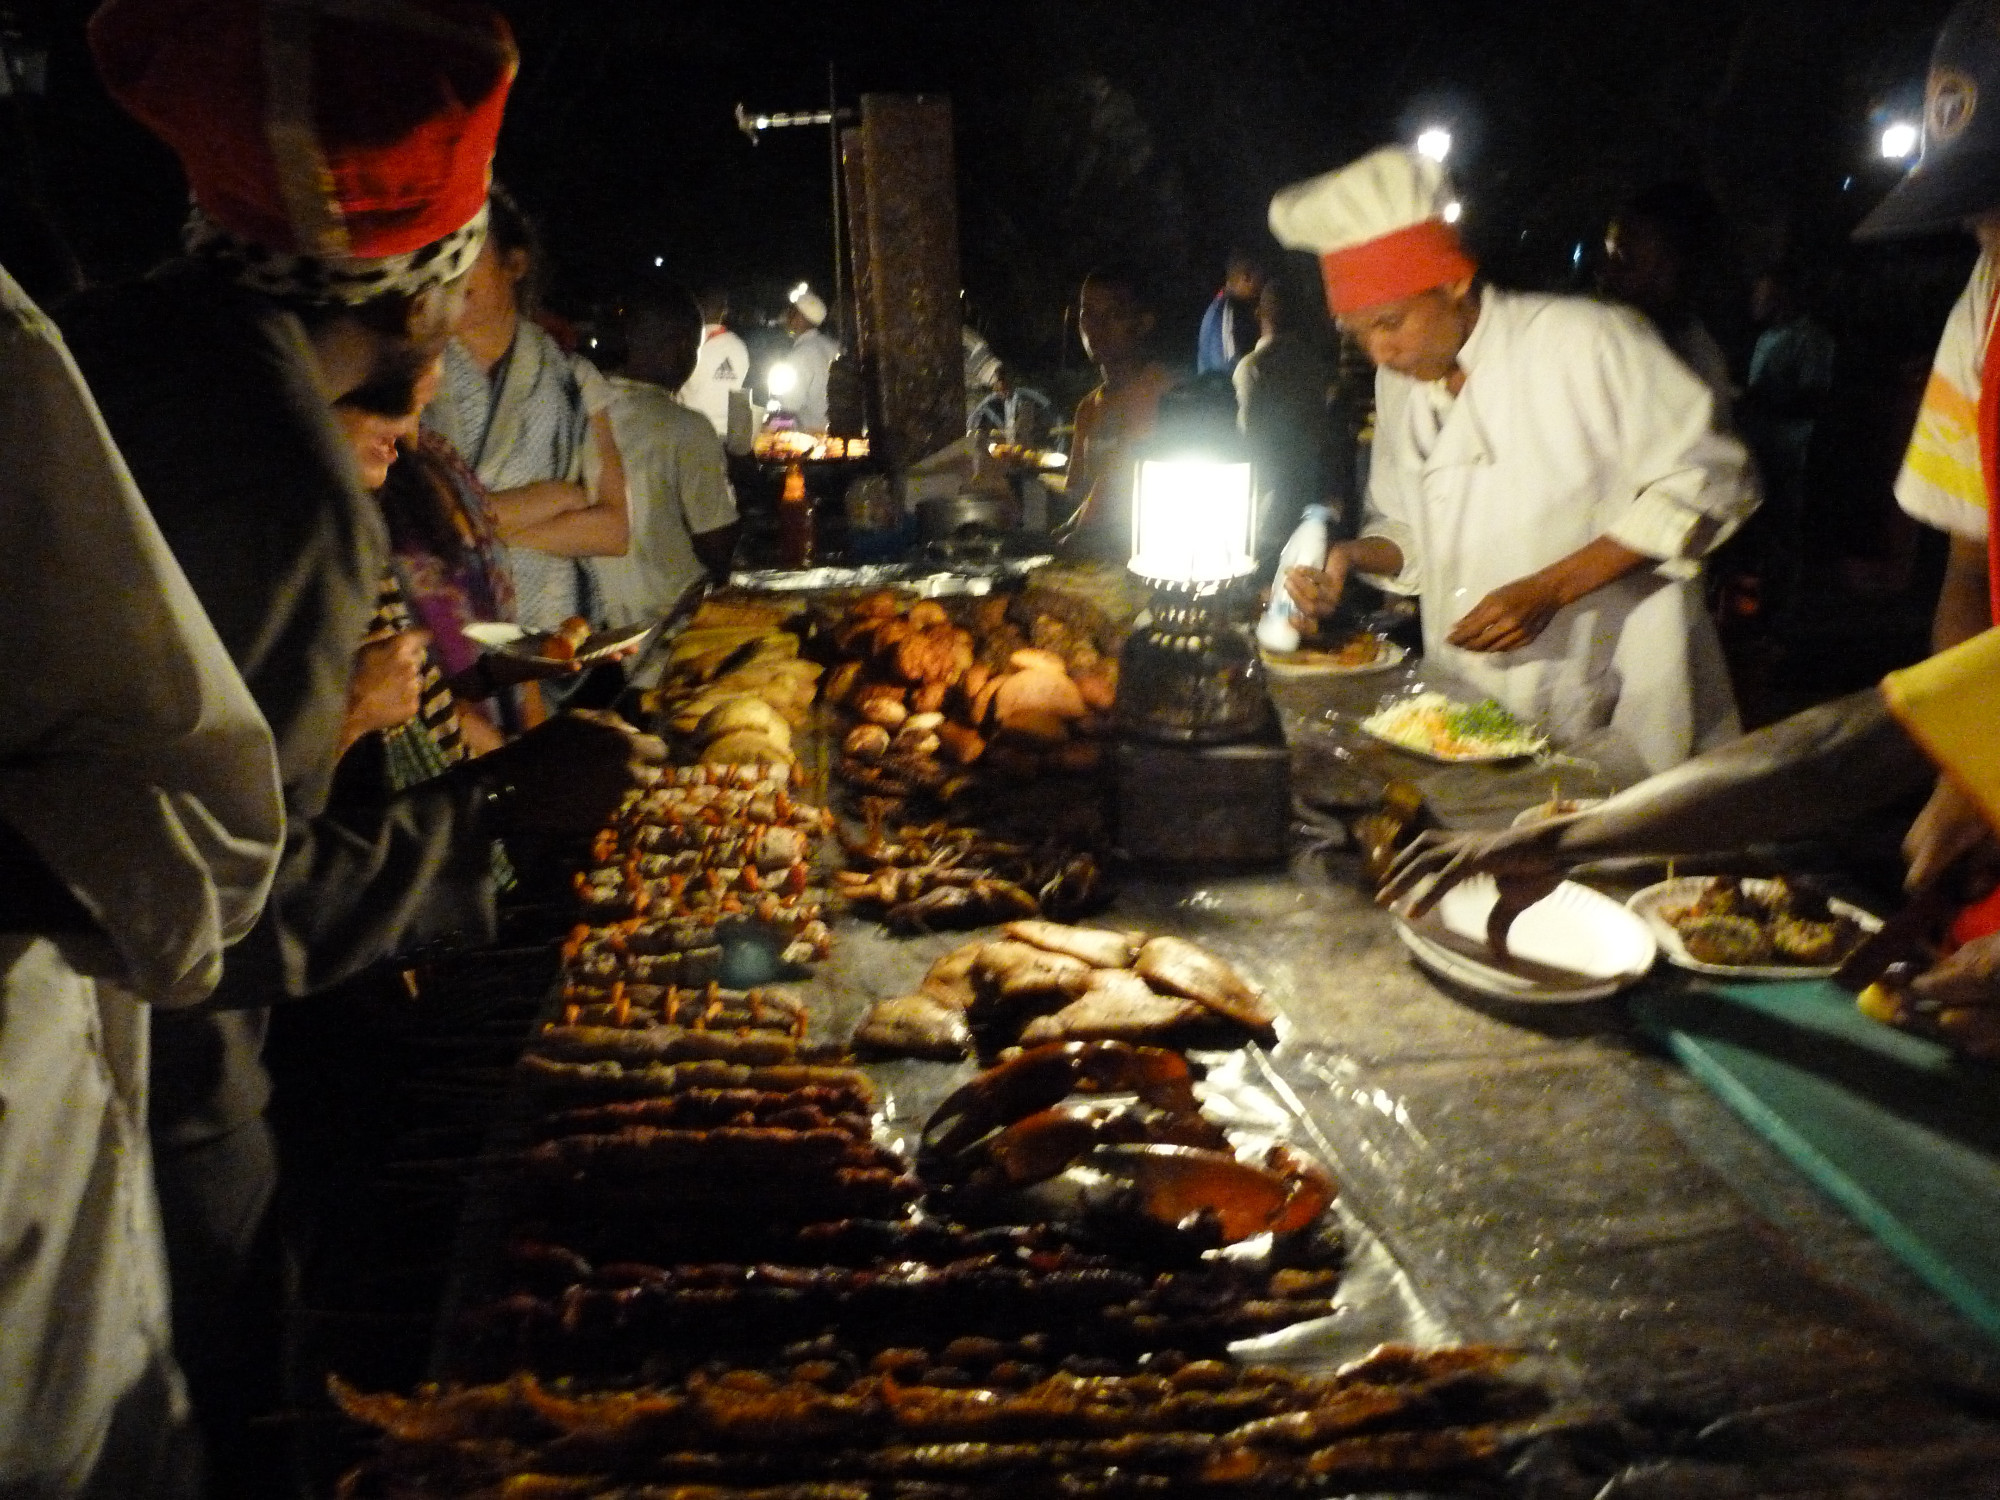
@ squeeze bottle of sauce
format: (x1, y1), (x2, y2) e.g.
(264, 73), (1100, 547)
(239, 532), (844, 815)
(1256, 504), (1333, 653)
(777, 462), (815, 569)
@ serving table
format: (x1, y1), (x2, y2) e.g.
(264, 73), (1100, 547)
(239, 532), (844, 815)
(294, 623), (2000, 1498)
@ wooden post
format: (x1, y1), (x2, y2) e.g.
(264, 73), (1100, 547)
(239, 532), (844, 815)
(851, 94), (963, 469)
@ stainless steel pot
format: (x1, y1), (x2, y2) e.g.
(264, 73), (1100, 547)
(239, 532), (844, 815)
(916, 490), (1021, 541)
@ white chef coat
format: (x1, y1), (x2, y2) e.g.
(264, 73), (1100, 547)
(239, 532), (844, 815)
(1360, 287), (1756, 773)
(590, 376), (739, 628)
(680, 323), (749, 439)
(0, 267), (283, 1494)
(784, 326), (840, 431)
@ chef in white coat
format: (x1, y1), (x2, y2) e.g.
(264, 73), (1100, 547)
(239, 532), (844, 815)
(1276, 147), (1758, 773)
(775, 287), (839, 432)
(0, 263), (283, 1495)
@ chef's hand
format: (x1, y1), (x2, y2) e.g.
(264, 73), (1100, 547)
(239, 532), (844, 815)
(475, 708), (665, 838)
(1447, 572), (1566, 653)
(341, 629), (430, 752)
(1903, 778), (1998, 891)
(1377, 820), (1574, 954)
(1283, 549), (1351, 619)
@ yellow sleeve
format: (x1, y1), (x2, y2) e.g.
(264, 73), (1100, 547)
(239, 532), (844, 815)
(1882, 628), (2000, 833)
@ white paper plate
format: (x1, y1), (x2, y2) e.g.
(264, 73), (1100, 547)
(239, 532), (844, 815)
(465, 619), (653, 667)
(463, 622), (527, 649)
(1395, 875), (1657, 1003)
(1260, 639), (1407, 676)
(1626, 877), (1882, 980)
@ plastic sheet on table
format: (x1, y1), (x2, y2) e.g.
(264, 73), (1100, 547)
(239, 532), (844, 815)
(861, 1037), (1470, 1382)
(729, 556), (1055, 596)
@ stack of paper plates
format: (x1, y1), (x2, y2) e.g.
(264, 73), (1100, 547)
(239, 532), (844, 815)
(1395, 875), (1658, 1003)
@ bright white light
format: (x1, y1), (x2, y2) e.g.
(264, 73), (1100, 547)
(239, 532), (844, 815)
(1129, 458), (1256, 585)
(653, 255), (664, 268)
(1880, 121), (1920, 161)
(767, 361), (800, 397)
(1442, 200), (1463, 224)
(755, 115), (772, 130)
(789, 282), (811, 302)
(1416, 127), (1452, 163)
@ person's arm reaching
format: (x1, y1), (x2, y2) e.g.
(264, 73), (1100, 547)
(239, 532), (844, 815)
(1284, 534), (1405, 618)
(1379, 686), (1933, 941)
(1446, 535), (1648, 652)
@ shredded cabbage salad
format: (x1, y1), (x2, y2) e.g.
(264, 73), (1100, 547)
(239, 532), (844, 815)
(1360, 692), (1546, 760)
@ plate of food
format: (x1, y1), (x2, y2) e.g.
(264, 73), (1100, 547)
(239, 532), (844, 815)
(1627, 875), (1881, 979)
(1394, 874), (1657, 1002)
(1260, 631), (1407, 676)
(1358, 692), (1547, 763)
(464, 616), (653, 671)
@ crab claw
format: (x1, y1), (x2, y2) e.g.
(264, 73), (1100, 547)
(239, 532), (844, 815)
(1086, 1143), (1335, 1243)
(920, 1041), (1197, 1168)
(1264, 1142), (1338, 1234)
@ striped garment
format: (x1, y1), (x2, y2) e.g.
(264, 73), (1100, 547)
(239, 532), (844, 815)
(424, 322), (612, 631)
(366, 572), (467, 791)
(1896, 248), (1997, 544)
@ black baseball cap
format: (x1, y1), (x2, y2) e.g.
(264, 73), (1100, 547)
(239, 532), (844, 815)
(1857, 0), (2000, 240)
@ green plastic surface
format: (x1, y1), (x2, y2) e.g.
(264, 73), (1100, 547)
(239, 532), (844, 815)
(1631, 979), (2000, 1343)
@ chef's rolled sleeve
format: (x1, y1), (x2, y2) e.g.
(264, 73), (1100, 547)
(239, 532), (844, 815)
(1356, 517), (1422, 594)
(1596, 313), (1759, 579)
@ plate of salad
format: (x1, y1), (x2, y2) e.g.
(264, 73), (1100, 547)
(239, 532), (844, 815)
(1358, 692), (1548, 763)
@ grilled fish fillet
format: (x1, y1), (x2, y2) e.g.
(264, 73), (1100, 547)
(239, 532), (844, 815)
(1134, 937), (1276, 1032)
(855, 993), (973, 1059)
(1002, 920), (1144, 969)
(1020, 969), (1207, 1043)
(921, 940), (988, 1012)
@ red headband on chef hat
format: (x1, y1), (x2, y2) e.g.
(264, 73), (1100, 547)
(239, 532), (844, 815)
(90, 0), (515, 298)
(1269, 146), (1478, 318)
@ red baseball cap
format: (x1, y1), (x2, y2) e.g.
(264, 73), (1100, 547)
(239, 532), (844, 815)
(91, 0), (515, 263)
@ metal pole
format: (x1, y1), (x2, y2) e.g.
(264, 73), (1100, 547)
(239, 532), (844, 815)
(827, 61), (846, 338)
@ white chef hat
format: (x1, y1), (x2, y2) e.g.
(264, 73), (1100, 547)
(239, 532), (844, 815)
(1268, 145), (1478, 317)
(790, 287), (828, 326)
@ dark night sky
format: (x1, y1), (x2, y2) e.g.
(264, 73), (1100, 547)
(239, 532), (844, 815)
(2, 0), (1963, 365)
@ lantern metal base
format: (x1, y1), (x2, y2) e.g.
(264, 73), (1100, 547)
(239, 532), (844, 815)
(1114, 723), (1291, 867)
(1112, 585), (1271, 746)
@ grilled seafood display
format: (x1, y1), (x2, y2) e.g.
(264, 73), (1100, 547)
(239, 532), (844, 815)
(818, 593), (1118, 925)
(556, 983), (808, 1036)
(834, 803), (1105, 933)
(819, 592), (1117, 797)
(854, 923), (1275, 1060)
(451, 1247), (1343, 1380)
(568, 763), (836, 985)
(334, 1343), (1544, 1498)
(1668, 876), (1865, 968)
(328, 589), (1535, 1500)
(917, 1041), (1335, 1248)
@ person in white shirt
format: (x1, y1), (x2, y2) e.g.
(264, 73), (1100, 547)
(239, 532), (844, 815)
(777, 287), (840, 431)
(680, 284), (749, 440)
(0, 261), (284, 1497)
(1275, 146), (1758, 774)
(593, 285), (741, 627)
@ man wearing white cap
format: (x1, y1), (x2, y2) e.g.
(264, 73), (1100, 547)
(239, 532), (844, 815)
(1274, 146), (1758, 773)
(779, 286), (840, 431)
